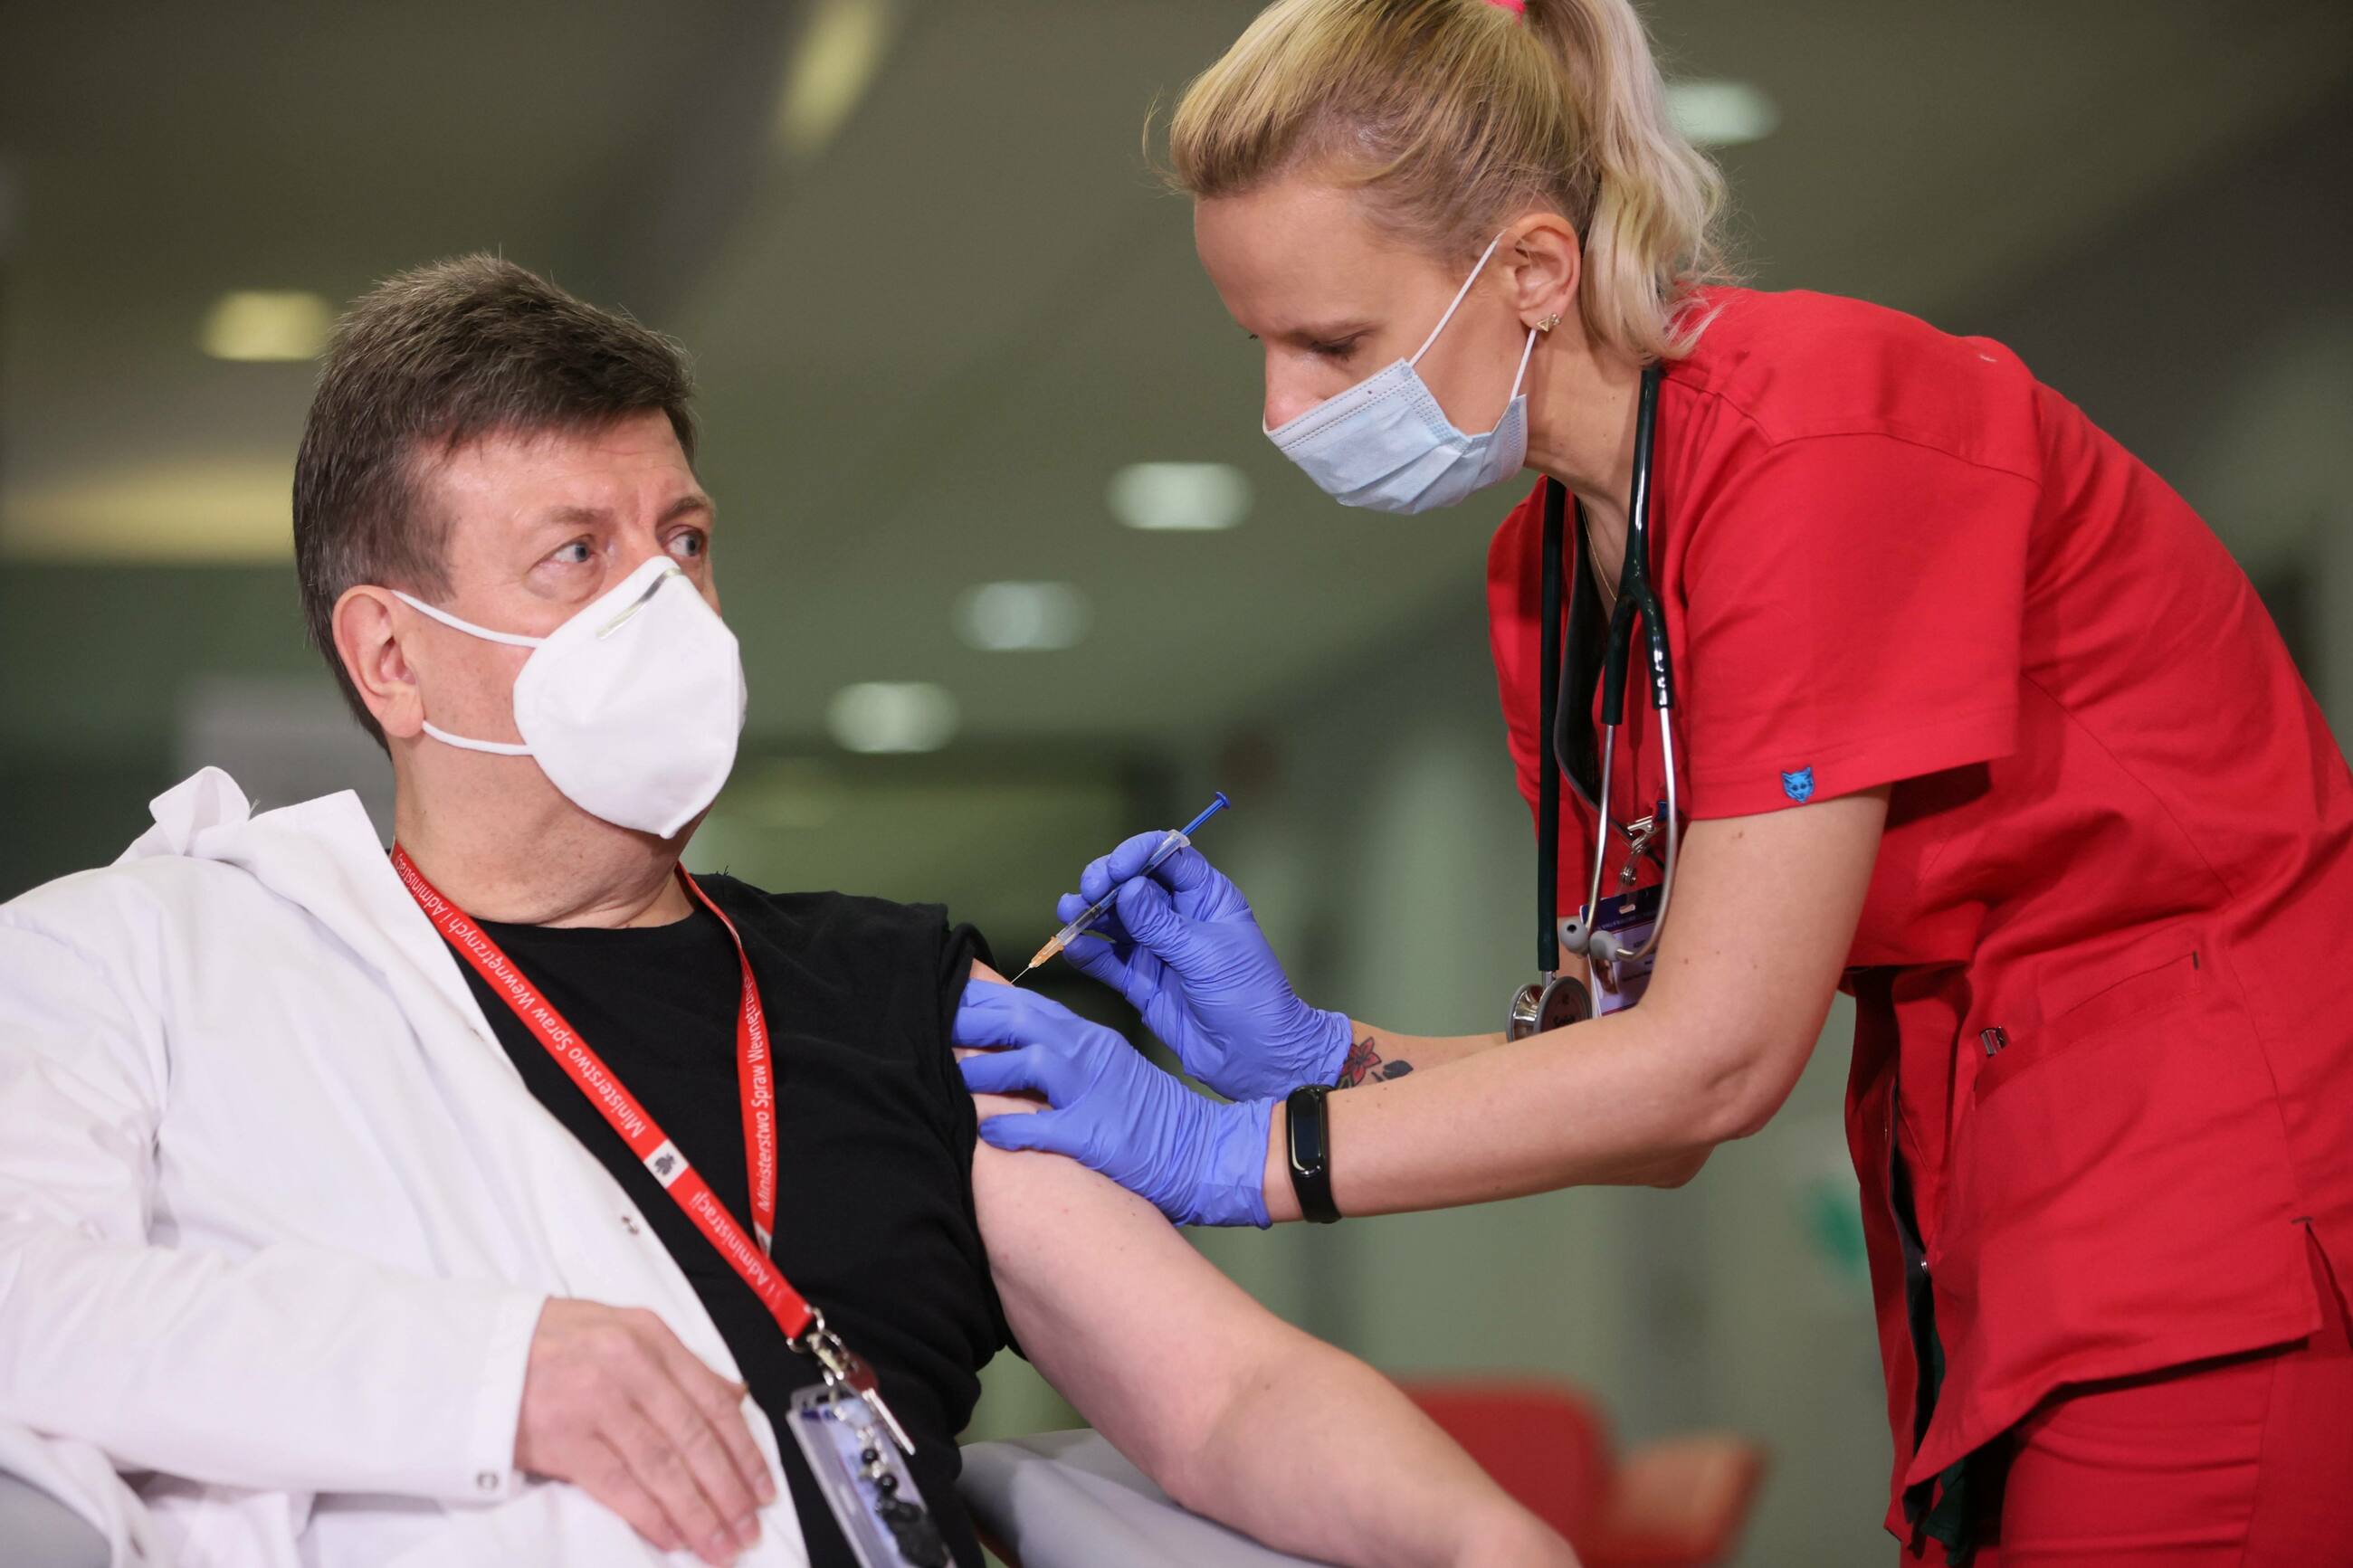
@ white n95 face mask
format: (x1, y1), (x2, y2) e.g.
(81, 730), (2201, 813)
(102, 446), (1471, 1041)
(392, 556), (747, 839)
(1266, 231), (1539, 515)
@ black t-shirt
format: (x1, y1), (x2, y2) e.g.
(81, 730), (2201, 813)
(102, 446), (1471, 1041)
(453, 878), (1006, 1568)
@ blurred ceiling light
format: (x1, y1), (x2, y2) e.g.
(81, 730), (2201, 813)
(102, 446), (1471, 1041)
(955, 581), (1092, 651)
(775, 0), (902, 161)
(2, 458), (291, 561)
(1108, 461), (1253, 532)
(827, 680), (957, 754)
(1666, 80), (1779, 147)
(200, 290), (333, 362)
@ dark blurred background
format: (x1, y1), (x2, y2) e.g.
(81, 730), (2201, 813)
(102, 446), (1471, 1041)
(3, 4), (2348, 1559)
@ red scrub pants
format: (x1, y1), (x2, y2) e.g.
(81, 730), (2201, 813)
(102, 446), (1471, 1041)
(1917, 1231), (2353, 1566)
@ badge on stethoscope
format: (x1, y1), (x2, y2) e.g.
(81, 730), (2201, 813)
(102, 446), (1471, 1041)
(1507, 365), (1682, 1041)
(1511, 809), (1669, 1036)
(1580, 874), (1662, 1016)
(786, 1342), (950, 1568)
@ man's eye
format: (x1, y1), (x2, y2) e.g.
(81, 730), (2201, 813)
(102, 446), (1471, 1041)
(668, 529), (708, 560)
(550, 541), (593, 565)
(1309, 337), (1360, 359)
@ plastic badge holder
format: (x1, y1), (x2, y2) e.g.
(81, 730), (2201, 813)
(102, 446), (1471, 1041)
(1592, 880), (1662, 1016)
(786, 1383), (949, 1568)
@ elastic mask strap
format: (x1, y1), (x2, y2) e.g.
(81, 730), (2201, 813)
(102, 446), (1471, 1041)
(420, 720), (533, 757)
(388, 589), (546, 649)
(388, 589), (542, 756)
(1411, 231), (1510, 366)
(1506, 325), (1539, 403)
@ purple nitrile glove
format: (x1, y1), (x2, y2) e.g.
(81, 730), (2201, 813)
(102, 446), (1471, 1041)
(954, 981), (1272, 1229)
(1053, 832), (1353, 1100)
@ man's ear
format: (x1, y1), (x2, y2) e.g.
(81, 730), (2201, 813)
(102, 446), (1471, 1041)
(1505, 211), (1581, 332)
(333, 585), (424, 740)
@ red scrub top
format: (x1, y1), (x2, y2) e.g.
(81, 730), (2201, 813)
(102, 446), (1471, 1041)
(1485, 288), (2353, 1539)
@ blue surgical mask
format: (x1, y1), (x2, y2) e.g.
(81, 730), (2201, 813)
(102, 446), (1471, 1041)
(1265, 232), (1539, 514)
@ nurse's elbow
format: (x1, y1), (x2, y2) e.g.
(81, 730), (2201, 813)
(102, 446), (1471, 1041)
(1719, 1092), (1789, 1144)
(1645, 1146), (1710, 1187)
(1690, 1033), (1805, 1146)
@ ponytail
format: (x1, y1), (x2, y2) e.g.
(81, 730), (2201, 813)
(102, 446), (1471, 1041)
(1522, 0), (1727, 356)
(1166, 0), (1730, 361)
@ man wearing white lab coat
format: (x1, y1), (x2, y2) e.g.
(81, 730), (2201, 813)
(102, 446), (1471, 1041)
(0, 256), (1575, 1568)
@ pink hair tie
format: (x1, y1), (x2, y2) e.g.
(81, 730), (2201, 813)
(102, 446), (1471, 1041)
(1484, 0), (1527, 14)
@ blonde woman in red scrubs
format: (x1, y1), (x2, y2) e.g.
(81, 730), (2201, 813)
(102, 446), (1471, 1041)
(951, 1), (2353, 1560)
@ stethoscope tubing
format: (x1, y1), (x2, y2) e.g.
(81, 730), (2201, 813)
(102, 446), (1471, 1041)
(1550, 363), (1681, 971)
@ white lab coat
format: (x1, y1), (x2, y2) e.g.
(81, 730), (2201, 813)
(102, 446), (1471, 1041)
(0, 768), (810, 1568)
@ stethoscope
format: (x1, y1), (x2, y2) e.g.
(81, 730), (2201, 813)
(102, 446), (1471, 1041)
(1507, 362), (1682, 1041)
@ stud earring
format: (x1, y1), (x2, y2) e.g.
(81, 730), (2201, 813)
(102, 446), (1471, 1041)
(1536, 313), (1562, 333)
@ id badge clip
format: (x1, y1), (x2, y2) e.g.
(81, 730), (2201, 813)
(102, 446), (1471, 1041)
(801, 1321), (914, 1457)
(786, 1382), (948, 1568)
(1586, 879), (1662, 1016)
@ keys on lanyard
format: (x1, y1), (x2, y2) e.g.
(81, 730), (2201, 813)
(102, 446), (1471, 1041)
(801, 1319), (916, 1458)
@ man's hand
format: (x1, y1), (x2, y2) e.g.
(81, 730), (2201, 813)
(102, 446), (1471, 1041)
(514, 1299), (776, 1565)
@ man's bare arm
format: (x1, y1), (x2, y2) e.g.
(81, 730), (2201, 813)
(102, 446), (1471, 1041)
(956, 964), (1573, 1568)
(966, 1132), (1570, 1567)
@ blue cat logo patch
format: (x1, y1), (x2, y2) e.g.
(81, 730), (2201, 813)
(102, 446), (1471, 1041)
(1781, 766), (1815, 803)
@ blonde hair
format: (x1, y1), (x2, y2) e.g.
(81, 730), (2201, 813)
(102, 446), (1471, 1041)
(1166, 0), (1729, 361)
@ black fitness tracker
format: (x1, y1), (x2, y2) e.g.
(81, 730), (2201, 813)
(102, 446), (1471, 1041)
(1284, 1083), (1342, 1224)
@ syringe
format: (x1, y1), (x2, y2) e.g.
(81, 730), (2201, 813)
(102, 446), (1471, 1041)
(1012, 792), (1232, 984)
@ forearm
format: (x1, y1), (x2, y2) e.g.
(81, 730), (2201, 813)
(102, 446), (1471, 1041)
(1272, 802), (1883, 1221)
(1265, 1004), (1749, 1221)
(1333, 956), (1591, 1085)
(1174, 1336), (1569, 1568)
(1331, 1022), (1506, 1086)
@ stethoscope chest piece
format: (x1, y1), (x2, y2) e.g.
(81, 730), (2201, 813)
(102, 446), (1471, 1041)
(1507, 967), (1594, 1042)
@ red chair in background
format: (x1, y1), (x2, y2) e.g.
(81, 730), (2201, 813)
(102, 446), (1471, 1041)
(1401, 1379), (1767, 1568)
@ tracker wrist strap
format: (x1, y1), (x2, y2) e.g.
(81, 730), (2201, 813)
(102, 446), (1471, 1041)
(1283, 1085), (1342, 1225)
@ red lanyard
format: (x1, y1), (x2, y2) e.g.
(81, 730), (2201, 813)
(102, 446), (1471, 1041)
(391, 846), (806, 1340)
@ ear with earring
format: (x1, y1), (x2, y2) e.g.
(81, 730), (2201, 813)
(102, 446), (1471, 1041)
(1536, 313), (1562, 333)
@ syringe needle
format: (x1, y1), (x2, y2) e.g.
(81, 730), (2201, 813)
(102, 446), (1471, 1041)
(1008, 963), (1035, 986)
(1011, 791), (1232, 986)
